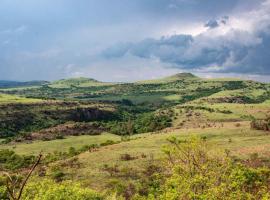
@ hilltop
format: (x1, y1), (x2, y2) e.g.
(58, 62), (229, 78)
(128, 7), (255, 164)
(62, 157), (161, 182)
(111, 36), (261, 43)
(49, 77), (115, 88)
(165, 72), (197, 80)
(137, 72), (198, 84)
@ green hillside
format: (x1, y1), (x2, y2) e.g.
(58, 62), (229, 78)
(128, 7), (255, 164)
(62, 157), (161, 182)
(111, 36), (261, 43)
(0, 73), (270, 199)
(49, 77), (115, 88)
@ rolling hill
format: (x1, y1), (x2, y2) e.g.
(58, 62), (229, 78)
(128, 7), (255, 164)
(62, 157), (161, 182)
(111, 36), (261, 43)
(0, 73), (269, 199)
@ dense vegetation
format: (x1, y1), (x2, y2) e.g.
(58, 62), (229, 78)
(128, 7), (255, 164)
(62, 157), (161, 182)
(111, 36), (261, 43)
(131, 137), (270, 200)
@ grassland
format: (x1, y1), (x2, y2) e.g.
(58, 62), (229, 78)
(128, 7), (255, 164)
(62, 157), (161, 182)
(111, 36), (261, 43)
(0, 73), (269, 199)
(0, 93), (43, 104)
(0, 133), (120, 155)
(49, 122), (270, 190)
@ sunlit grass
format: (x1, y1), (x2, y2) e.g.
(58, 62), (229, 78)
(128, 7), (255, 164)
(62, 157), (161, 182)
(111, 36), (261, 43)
(0, 93), (42, 104)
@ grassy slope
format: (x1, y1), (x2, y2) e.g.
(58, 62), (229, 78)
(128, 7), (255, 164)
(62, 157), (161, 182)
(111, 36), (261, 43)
(0, 133), (120, 155)
(0, 74), (269, 190)
(0, 93), (43, 104)
(66, 122), (270, 190)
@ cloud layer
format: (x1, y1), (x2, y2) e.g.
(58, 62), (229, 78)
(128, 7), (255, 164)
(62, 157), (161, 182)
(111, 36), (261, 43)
(0, 0), (269, 81)
(102, 0), (270, 75)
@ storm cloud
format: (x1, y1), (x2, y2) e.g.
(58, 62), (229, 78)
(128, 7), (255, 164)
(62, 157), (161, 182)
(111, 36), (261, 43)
(101, 0), (270, 75)
(0, 0), (269, 81)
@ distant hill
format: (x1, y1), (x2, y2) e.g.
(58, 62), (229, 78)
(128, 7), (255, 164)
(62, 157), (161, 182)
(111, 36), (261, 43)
(164, 73), (197, 80)
(49, 77), (115, 88)
(137, 73), (199, 84)
(0, 80), (48, 89)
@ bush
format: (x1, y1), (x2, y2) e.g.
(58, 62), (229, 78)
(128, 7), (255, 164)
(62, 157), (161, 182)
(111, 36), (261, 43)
(22, 179), (103, 200)
(100, 140), (118, 146)
(133, 137), (270, 200)
(0, 149), (34, 170)
(251, 118), (270, 132)
(120, 153), (136, 161)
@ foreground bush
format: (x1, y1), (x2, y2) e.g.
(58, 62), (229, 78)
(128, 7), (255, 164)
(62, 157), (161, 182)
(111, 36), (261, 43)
(22, 179), (103, 200)
(133, 137), (270, 200)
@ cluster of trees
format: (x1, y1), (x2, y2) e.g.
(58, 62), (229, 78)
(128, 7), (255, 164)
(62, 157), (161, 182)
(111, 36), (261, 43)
(0, 102), (115, 140)
(108, 113), (172, 135)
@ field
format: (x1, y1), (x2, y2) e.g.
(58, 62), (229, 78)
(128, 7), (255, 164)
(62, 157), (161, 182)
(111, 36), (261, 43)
(0, 73), (270, 199)
(0, 133), (120, 155)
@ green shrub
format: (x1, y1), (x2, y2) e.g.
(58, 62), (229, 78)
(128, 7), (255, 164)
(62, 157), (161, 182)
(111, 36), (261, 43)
(22, 179), (103, 200)
(0, 149), (34, 170)
(133, 137), (270, 200)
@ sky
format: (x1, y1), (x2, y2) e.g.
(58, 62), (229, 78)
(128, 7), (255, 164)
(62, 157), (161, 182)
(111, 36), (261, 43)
(0, 0), (270, 82)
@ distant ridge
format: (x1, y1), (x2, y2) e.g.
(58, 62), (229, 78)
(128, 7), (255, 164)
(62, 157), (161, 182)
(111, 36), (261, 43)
(53, 77), (99, 84)
(0, 80), (48, 88)
(49, 77), (114, 88)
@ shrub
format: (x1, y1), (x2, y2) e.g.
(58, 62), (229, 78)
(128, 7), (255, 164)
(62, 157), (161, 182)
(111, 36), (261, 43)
(50, 166), (66, 182)
(133, 137), (270, 200)
(0, 149), (35, 170)
(22, 179), (103, 200)
(251, 118), (270, 132)
(100, 140), (118, 146)
(120, 153), (136, 161)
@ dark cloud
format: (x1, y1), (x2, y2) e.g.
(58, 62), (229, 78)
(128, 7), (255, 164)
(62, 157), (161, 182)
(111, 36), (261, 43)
(204, 16), (230, 29)
(0, 0), (268, 81)
(221, 16), (229, 24)
(204, 20), (219, 29)
(101, 28), (270, 75)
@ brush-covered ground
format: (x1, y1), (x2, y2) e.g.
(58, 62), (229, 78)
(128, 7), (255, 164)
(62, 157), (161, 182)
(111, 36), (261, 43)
(0, 73), (270, 199)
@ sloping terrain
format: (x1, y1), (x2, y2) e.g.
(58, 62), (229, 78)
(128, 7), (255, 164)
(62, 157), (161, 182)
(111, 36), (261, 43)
(0, 73), (269, 199)
(0, 73), (269, 140)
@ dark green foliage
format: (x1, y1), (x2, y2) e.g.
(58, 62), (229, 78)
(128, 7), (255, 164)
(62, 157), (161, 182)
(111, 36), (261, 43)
(51, 166), (66, 182)
(0, 149), (34, 170)
(0, 102), (115, 138)
(100, 140), (119, 146)
(134, 113), (172, 133)
(108, 112), (172, 135)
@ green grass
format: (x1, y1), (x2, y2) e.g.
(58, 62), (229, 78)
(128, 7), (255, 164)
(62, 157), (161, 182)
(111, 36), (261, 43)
(0, 133), (121, 155)
(49, 77), (115, 88)
(0, 93), (43, 104)
(208, 88), (266, 98)
(57, 124), (270, 190)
